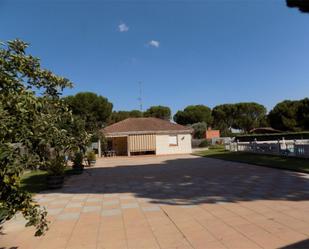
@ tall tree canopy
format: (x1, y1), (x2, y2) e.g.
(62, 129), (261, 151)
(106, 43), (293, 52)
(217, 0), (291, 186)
(108, 110), (143, 124)
(235, 102), (267, 133)
(297, 98), (309, 130)
(286, 0), (309, 13)
(212, 102), (267, 133)
(64, 92), (113, 131)
(268, 98), (309, 131)
(0, 39), (87, 235)
(212, 104), (238, 135)
(173, 105), (213, 125)
(144, 105), (171, 120)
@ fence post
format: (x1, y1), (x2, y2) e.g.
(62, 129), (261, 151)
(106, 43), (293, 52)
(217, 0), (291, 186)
(254, 138), (257, 153)
(277, 139), (281, 154)
(236, 139), (239, 152)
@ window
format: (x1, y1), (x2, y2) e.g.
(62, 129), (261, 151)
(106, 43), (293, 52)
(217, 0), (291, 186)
(168, 135), (178, 146)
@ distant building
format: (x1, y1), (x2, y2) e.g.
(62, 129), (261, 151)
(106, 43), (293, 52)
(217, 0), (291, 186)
(205, 127), (220, 140)
(229, 127), (243, 134)
(249, 127), (282, 134)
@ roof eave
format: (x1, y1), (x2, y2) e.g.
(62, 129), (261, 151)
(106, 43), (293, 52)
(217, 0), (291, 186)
(103, 130), (192, 137)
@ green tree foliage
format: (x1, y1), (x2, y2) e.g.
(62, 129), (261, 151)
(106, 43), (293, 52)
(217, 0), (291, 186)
(191, 122), (207, 139)
(0, 39), (88, 236)
(286, 0), (309, 13)
(298, 98), (309, 130)
(109, 110), (143, 124)
(64, 92), (113, 132)
(212, 103), (267, 133)
(268, 98), (309, 131)
(268, 100), (298, 131)
(144, 105), (171, 120)
(235, 102), (267, 133)
(173, 105), (213, 125)
(212, 104), (238, 135)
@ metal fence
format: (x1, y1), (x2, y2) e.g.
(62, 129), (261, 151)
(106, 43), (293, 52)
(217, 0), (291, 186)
(227, 139), (309, 158)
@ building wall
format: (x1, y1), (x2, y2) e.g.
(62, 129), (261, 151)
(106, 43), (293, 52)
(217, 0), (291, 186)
(155, 134), (192, 155)
(205, 129), (220, 139)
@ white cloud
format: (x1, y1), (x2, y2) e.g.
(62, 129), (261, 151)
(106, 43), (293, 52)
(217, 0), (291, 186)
(148, 40), (160, 48)
(118, 22), (129, 32)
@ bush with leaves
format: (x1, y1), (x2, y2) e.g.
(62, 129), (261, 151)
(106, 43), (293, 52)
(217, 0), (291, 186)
(86, 150), (96, 166)
(72, 152), (84, 168)
(191, 122), (207, 139)
(0, 39), (88, 236)
(198, 139), (211, 148)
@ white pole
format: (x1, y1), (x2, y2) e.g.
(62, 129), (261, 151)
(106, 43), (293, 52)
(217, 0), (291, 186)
(98, 139), (101, 157)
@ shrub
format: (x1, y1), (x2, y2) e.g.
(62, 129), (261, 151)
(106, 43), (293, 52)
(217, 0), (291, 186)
(86, 151), (96, 166)
(191, 122), (207, 139)
(235, 131), (309, 142)
(72, 152), (84, 167)
(46, 156), (66, 176)
(199, 139), (211, 147)
(209, 144), (225, 150)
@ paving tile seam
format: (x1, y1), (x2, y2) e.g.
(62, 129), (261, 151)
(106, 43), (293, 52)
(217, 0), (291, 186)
(211, 204), (289, 249)
(236, 200), (309, 238)
(93, 211), (105, 249)
(166, 205), (229, 249)
(213, 203), (279, 236)
(215, 201), (308, 245)
(256, 202), (309, 228)
(119, 202), (130, 249)
(193, 204), (264, 249)
(61, 214), (82, 249)
(208, 203), (286, 241)
(139, 202), (163, 249)
(159, 206), (195, 249)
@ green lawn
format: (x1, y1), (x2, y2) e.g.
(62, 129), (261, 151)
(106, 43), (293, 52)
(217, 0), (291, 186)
(195, 147), (309, 173)
(21, 168), (77, 193)
(21, 170), (49, 193)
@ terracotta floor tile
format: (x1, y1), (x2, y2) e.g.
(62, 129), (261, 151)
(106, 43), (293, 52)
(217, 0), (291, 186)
(221, 233), (262, 249)
(3, 155), (309, 249)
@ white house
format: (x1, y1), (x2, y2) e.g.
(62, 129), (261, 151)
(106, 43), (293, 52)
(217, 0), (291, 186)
(102, 117), (193, 156)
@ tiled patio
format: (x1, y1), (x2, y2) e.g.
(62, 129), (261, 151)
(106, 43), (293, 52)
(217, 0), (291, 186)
(1, 154), (309, 249)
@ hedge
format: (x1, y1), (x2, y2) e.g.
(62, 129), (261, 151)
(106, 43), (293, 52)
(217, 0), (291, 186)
(235, 132), (309, 142)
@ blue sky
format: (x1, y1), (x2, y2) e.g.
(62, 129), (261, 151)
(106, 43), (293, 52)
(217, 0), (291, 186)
(1, 0), (309, 114)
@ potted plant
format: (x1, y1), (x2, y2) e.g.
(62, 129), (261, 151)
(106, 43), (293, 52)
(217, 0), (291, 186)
(86, 150), (96, 166)
(46, 156), (66, 189)
(72, 151), (84, 174)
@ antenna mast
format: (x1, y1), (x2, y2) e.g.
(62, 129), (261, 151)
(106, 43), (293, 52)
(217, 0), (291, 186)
(138, 81), (143, 112)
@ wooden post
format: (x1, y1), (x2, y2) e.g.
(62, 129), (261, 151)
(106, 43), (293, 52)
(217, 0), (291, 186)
(127, 136), (131, 156)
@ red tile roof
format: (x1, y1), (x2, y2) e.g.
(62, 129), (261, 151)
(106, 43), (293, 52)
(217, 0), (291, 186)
(102, 117), (192, 136)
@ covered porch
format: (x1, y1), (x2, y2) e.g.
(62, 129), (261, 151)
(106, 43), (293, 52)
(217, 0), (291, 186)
(106, 134), (156, 156)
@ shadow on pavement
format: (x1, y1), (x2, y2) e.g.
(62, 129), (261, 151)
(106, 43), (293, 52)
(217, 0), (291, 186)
(279, 238), (309, 249)
(40, 156), (309, 206)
